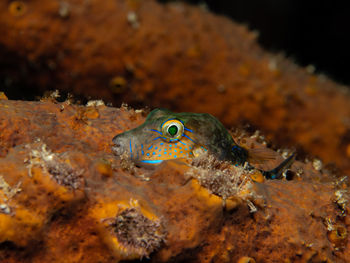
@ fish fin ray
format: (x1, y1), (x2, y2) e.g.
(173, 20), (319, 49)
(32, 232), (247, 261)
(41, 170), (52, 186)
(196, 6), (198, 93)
(261, 153), (296, 179)
(247, 147), (277, 164)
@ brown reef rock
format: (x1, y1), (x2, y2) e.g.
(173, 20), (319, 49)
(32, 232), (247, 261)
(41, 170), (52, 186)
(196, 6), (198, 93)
(0, 98), (349, 262)
(1, 0), (350, 177)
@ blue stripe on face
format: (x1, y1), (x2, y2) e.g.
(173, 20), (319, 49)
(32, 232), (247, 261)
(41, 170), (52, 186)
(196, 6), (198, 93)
(129, 140), (133, 158)
(149, 129), (162, 135)
(183, 134), (196, 143)
(184, 127), (193, 132)
(178, 140), (186, 145)
(153, 136), (167, 141)
(140, 160), (163, 164)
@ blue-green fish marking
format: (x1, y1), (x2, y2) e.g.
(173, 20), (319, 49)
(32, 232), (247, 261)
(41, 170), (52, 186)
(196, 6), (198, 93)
(112, 109), (295, 179)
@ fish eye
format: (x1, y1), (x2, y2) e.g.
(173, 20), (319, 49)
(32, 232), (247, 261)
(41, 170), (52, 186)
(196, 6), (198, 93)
(162, 119), (184, 140)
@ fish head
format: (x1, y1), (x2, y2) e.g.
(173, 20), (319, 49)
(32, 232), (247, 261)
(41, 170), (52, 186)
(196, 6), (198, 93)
(112, 108), (234, 165)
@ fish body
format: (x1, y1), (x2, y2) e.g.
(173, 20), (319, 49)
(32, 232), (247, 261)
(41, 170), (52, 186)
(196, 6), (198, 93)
(112, 109), (294, 179)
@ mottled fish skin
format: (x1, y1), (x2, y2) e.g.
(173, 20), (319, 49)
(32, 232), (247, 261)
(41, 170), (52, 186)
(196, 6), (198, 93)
(112, 108), (248, 165)
(112, 108), (294, 178)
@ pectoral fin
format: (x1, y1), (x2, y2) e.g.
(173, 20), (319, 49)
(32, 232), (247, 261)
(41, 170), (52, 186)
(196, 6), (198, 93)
(261, 153), (296, 179)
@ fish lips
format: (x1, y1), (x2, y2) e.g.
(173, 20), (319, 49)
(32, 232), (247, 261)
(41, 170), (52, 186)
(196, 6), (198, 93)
(112, 133), (128, 156)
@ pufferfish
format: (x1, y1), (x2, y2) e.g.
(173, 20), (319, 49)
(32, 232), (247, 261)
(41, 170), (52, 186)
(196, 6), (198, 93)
(112, 109), (295, 179)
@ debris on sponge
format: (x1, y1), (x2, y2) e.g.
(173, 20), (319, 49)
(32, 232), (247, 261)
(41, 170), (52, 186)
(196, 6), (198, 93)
(185, 152), (257, 210)
(0, 175), (21, 214)
(334, 189), (348, 215)
(91, 198), (166, 260)
(312, 158), (323, 171)
(86, 100), (105, 107)
(25, 141), (83, 189)
(110, 206), (166, 257)
(0, 175), (22, 200)
(40, 89), (61, 103)
(127, 11), (140, 29)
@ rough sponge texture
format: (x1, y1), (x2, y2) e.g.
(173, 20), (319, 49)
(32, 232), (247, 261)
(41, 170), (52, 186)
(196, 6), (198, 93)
(1, 0), (350, 177)
(0, 98), (349, 262)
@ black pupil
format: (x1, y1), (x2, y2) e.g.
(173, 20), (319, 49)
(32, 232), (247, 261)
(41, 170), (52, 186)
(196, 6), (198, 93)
(168, 125), (178, 136)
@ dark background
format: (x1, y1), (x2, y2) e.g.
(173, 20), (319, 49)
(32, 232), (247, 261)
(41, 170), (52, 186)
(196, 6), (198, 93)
(160, 0), (350, 85)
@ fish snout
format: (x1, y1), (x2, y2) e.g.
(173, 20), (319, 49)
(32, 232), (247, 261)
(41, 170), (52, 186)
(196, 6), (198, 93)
(112, 134), (129, 156)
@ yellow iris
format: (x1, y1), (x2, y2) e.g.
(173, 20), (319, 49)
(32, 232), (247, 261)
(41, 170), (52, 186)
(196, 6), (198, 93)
(161, 119), (184, 141)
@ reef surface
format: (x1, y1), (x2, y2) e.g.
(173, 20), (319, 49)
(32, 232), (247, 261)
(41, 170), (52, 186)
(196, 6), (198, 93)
(0, 98), (349, 262)
(1, 0), (350, 177)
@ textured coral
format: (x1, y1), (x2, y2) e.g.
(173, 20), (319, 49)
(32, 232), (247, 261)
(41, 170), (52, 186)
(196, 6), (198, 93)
(1, 0), (350, 178)
(0, 99), (349, 262)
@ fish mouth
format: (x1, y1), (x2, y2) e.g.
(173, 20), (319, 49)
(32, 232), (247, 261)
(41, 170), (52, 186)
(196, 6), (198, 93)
(111, 144), (124, 156)
(112, 133), (145, 161)
(112, 134), (129, 156)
